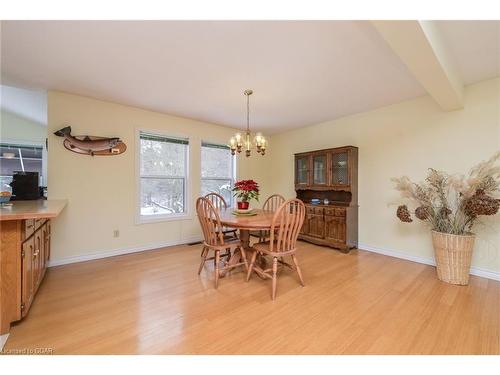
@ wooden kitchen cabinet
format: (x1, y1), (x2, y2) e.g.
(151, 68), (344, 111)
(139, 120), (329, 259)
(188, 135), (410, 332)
(20, 220), (49, 318)
(1, 218), (53, 332)
(21, 236), (35, 318)
(0, 199), (65, 335)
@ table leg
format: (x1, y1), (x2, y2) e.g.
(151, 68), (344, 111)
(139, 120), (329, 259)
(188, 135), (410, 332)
(219, 229), (250, 277)
(219, 229), (267, 279)
(239, 229), (250, 250)
(240, 231), (267, 277)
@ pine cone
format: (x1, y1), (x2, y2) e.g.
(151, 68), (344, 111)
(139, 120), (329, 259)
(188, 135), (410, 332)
(397, 205), (413, 223)
(415, 206), (431, 220)
(464, 191), (500, 218)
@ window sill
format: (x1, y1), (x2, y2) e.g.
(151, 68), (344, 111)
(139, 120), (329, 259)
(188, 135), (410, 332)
(136, 213), (193, 225)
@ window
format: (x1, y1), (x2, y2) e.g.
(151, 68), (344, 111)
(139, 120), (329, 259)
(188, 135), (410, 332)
(0, 143), (44, 191)
(201, 142), (235, 206)
(139, 132), (189, 219)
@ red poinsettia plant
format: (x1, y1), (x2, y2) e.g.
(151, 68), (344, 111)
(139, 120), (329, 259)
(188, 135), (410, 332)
(233, 180), (260, 205)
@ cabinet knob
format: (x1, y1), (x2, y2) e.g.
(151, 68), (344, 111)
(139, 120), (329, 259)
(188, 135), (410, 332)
(33, 250), (40, 258)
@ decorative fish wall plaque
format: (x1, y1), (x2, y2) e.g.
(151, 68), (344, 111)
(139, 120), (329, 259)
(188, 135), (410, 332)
(54, 126), (127, 156)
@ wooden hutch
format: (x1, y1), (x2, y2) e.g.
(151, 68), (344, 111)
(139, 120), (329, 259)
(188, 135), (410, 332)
(294, 146), (358, 252)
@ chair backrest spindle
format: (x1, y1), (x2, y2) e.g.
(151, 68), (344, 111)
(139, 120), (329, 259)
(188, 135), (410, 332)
(269, 199), (305, 253)
(263, 194), (286, 212)
(196, 197), (225, 246)
(204, 192), (228, 211)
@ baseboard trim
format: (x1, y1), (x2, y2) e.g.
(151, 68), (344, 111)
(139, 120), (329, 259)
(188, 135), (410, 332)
(358, 243), (500, 282)
(48, 235), (203, 267)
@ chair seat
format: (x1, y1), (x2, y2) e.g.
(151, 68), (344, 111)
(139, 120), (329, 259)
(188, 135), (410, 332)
(253, 240), (297, 256)
(204, 237), (242, 250)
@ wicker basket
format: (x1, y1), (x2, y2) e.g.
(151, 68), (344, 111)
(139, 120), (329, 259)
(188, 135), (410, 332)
(431, 230), (475, 285)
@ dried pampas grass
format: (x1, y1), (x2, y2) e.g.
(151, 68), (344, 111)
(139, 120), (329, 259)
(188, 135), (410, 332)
(392, 152), (500, 235)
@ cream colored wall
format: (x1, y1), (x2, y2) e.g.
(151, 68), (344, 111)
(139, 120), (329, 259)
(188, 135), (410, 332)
(47, 91), (270, 263)
(47, 79), (500, 273)
(268, 78), (500, 273)
(0, 110), (48, 184)
(0, 110), (46, 143)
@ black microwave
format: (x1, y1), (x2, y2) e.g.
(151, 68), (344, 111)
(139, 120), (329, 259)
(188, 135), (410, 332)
(9, 171), (41, 200)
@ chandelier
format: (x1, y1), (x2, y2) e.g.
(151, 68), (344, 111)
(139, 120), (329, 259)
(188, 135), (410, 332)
(229, 89), (267, 157)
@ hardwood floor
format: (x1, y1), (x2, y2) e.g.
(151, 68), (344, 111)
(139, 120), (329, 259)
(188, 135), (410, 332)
(3, 241), (499, 354)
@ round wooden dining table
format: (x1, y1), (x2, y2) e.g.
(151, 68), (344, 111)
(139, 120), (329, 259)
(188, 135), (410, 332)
(218, 208), (276, 275)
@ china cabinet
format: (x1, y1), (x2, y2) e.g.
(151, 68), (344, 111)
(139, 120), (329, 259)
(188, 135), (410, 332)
(294, 146), (358, 252)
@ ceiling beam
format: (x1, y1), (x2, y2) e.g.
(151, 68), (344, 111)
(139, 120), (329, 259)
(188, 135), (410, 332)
(371, 20), (464, 111)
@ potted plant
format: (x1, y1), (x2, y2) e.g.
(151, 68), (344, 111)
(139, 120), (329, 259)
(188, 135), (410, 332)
(233, 179), (260, 210)
(392, 152), (500, 285)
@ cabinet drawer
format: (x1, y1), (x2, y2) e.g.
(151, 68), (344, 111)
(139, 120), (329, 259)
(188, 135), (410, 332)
(307, 206), (324, 214)
(22, 219), (35, 241)
(313, 207), (324, 215)
(325, 207), (346, 217)
(306, 206), (327, 215)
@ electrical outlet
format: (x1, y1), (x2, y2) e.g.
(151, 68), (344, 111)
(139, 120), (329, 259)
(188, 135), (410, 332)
(113, 230), (119, 238)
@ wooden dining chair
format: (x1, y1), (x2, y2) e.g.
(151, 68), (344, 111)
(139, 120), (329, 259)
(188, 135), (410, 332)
(249, 194), (285, 243)
(246, 198), (306, 300)
(196, 197), (249, 289)
(204, 192), (238, 239)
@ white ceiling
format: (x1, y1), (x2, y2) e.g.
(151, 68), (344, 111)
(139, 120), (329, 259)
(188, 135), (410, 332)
(436, 21), (500, 85)
(1, 21), (498, 134)
(0, 84), (47, 125)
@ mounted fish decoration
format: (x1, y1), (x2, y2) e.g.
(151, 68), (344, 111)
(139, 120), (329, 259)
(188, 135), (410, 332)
(54, 126), (127, 156)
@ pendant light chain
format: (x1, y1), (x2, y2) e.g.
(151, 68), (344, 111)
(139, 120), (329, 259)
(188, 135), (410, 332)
(246, 92), (250, 133)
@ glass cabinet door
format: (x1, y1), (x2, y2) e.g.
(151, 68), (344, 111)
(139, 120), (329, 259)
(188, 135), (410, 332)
(331, 151), (349, 185)
(312, 154), (327, 185)
(296, 156), (309, 185)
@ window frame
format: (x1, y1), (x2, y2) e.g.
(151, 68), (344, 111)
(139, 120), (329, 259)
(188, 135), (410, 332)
(136, 129), (191, 224)
(200, 141), (236, 207)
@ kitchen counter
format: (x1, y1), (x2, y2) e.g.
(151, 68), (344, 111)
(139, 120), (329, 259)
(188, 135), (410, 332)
(0, 199), (67, 221)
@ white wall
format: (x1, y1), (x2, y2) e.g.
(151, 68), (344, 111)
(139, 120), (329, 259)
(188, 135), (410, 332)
(268, 78), (500, 274)
(47, 91), (270, 264)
